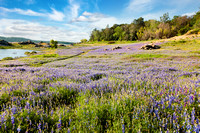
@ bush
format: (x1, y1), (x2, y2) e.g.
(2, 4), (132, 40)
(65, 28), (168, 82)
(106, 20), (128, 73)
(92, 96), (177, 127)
(81, 39), (88, 43)
(25, 51), (37, 55)
(2, 57), (14, 60)
(50, 39), (58, 48)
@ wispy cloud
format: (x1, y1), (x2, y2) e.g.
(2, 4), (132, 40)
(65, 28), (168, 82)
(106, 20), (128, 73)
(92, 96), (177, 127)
(0, 19), (88, 42)
(72, 11), (104, 22)
(90, 16), (121, 29)
(0, 7), (44, 16)
(71, 11), (123, 30)
(48, 8), (65, 21)
(182, 12), (196, 17)
(0, 7), (65, 21)
(68, 0), (80, 19)
(93, 0), (100, 11)
(125, 0), (153, 13)
(25, 0), (35, 5)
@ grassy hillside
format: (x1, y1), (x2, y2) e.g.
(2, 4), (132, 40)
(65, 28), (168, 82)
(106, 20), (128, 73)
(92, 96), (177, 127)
(0, 36), (73, 45)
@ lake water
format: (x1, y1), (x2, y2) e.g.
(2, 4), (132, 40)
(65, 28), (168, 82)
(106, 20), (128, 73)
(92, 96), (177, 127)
(0, 49), (34, 59)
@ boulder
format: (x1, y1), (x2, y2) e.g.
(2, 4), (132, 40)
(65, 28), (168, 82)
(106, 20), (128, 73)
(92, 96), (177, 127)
(112, 46), (122, 50)
(19, 40), (35, 45)
(141, 43), (161, 50)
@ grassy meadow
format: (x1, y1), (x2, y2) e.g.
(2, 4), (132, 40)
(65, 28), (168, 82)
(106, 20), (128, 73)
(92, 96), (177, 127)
(0, 35), (200, 132)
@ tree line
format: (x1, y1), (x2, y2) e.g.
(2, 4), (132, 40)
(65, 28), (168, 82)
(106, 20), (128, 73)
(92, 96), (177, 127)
(89, 11), (200, 42)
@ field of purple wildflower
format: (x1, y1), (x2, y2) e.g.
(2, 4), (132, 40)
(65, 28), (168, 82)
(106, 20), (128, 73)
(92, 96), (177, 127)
(0, 39), (200, 132)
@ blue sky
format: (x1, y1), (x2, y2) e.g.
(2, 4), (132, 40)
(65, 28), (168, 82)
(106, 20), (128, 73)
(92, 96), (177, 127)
(0, 0), (199, 42)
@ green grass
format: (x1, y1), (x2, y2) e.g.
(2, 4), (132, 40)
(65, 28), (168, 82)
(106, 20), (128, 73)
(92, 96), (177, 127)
(30, 54), (59, 58)
(161, 38), (200, 51)
(129, 53), (168, 59)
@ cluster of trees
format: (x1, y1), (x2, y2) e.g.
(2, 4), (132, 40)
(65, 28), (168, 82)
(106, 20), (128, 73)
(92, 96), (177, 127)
(89, 11), (200, 42)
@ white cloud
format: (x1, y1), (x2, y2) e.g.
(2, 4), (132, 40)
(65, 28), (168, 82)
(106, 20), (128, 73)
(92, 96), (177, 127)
(90, 16), (121, 29)
(83, 11), (93, 16)
(0, 7), (65, 21)
(72, 11), (104, 22)
(126, 0), (153, 13)
(0, 19), (88, 42)
(68, 0), (80, 19)
(48, 8), (65, 21)
(71, 11), (123, 31)
(0, 7), (44, 16)
(182, 12), (196, 17)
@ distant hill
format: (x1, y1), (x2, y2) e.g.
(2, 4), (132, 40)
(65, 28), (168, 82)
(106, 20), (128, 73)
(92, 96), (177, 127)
(0, 36), (73, 45)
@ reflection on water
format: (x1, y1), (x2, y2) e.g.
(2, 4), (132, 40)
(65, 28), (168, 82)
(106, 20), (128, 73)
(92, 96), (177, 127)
(0, 49), (34, 59)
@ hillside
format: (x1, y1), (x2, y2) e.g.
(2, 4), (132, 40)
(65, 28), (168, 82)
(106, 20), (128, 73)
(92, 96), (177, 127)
(0, 36), (73, 45)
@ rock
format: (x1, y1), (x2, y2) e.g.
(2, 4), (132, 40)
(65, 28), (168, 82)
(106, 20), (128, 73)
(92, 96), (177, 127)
(19, 40), (35, 45)
(141, 43), (161, 50)
(108, 41), (115, 44)
(104, 49), (109, 51)
(0, 40), (11, 46)
(112, 46), (122, 50)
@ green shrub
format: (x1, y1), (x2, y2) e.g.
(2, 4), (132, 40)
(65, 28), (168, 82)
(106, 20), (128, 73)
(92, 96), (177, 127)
(25, 51), (37, 55)
(50, 39), (58, 48)
(2, 57), (14, 60)
(81, 39), (88, 43)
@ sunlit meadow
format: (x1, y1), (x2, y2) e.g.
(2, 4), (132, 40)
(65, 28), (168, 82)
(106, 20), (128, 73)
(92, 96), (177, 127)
(0, 39), (200, 132)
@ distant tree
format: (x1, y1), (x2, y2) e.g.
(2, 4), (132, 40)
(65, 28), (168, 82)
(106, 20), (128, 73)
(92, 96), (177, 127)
(160, 13), (170, 23)
(103, 25), (113, 41)
(133, 17), (145, 28)
(81, 39), (88, 43)
(90, 28), (101, 41)
(156, 23), (171, 39)
(136, 27), (144, 40)
(129, 23), (137, 41)
(50, 39), (58, 48)
(113, 26), (125, 41)
(171, 16), (191, 35)
(192, 10), (200, 29)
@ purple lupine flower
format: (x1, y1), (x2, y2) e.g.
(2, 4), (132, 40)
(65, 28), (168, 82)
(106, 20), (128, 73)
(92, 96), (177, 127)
(38, 122), (41, 130)
(189, 95), (194, 104)
(51, 110), (54, 116)
(11, 106), (17, 114)
(194, 125), (199, 133)
(69, 119), (71, 126)
(11, 115), (15, 125)
(173, 112), (176, 121)
(25, 102), (30, 110)
(122, 123), (125, 133)
(57, 116), (62, 130)
(67, 128), (70, 133)
(191, 109), (195, 125)
(17, 126), (21, 132)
